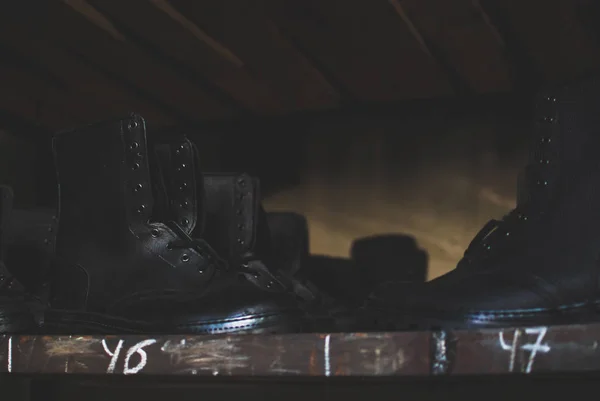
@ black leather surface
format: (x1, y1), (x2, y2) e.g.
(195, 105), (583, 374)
(46, 115), (311, 335)
(0, 186), (43, 333)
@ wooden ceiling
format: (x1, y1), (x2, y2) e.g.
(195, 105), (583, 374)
(1, 0), (599, 132)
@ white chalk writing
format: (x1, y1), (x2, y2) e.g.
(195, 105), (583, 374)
(499, 327), (550, 373)
(102, 339), (157, 375)
(7, 336), (12, 373)
(324, 334), (331, 376)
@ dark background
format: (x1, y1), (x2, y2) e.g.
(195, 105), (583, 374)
(0, 0), (598, 279)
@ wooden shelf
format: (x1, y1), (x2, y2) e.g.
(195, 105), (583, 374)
(1, 322), (599, 376)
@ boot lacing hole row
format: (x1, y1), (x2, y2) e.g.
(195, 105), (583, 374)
(462, 94), (558, 265)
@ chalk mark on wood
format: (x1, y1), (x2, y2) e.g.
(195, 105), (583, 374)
(499, 327), (550, 373)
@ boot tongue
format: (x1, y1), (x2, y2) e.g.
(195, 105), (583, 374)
(201, 173), (276, 272)
(150, 134), (201, 235)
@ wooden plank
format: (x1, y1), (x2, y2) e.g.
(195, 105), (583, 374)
(0, 332), (429, 376)
(86, 0), (289, 115)
(169, 0), (340, 112)
(0, 323), (599, 376)
(0, 25), (174, 127)
(399, 0), (513, 93)
(6, 1), (234, 122)
(0, 68), (75, 130)
(0, 63), (113, 128)
(267, 0), (454, 102)
(486, 0), (600, 83)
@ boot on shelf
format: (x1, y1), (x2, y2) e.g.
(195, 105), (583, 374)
(364, 75), (600, 330)
(0, 186), (45, 333)
(44, 114), (313, 335)
(153, 135), (354, 331)
(5, 208), (57, 301)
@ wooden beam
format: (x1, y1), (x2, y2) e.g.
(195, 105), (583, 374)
(149, 0), (243, 68)
(62, 0), (126, 42)
(84, 0), (247, 115)
(0, 64), (87, 126)
(0, 19), (175, 126)
(170, 0), (340, 111)
(86, 0), (285, 115)
(471, 0), (506, 48)
(3, 323), (600, 375)
(388, 0), (472, 95)
(476, 0), (544, 90)
(19, 1), (235, 121)
(388, 0), (433, 58)
(266, 19), (350, 103)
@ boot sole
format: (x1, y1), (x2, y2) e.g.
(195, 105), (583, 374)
(364, 303), (600, 332)
(42, 309), (314, 335)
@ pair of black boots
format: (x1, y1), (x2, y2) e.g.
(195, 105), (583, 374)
(0, 115), (343, 335)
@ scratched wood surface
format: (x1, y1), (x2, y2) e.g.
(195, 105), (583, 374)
(0, 324), (599, 376)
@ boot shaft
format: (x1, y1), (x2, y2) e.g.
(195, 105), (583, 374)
(51, 115), (217, 313)
(53, 115), (154, 250)
(152, 134), (273, 269)
(520, 76), (600, 205)
(202, 172), (271, 266)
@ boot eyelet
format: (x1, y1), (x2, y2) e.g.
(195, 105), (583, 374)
(237, 178), (246, 187)
(237, 223), (245, 230)
(166, 242), (173, 250)
(179, 183), (187, 191)
(127, 120), (139, 131)
(180, 200), (189, 209)
(132, 163), (140, 170)
(266, 281), (274, 289)
(133, 183), (143, 192)
(181, 218), (189, 226)
(129, 142), (139, 150)
(198, 267), (206, 274)
(151, 228), (160, 237)
(237, 238), (245, 246)
(181, 254), (190, 263)
(136, 205), (146, 214)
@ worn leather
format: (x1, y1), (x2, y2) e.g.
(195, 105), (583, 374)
(201, 172), (275, 269)
(0, 186), (44, 333)
(46, 115), (311, 335)
(5, 208), (57, 298)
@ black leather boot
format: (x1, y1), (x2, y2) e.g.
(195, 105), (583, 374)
(5, 208), (57, 300)
(364, 76), (600, 330)
(153, 136), (355, 331)
(45, 114), (311, 334)
(0, 186), (44, 333)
